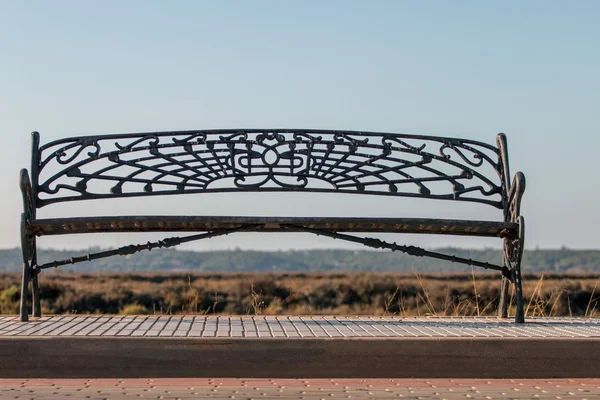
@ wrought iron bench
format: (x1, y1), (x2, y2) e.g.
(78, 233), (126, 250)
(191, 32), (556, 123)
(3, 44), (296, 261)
(19, 129), (526, 322)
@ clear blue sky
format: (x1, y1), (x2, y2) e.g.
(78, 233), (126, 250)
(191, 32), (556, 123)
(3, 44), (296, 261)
(1, 1), (598, 251)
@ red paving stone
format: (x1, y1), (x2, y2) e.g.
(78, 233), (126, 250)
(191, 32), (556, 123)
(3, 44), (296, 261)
(0, 379), (599, 399)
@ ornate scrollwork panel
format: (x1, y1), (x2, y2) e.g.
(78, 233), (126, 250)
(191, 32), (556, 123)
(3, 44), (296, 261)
(35, 130), (505, 208)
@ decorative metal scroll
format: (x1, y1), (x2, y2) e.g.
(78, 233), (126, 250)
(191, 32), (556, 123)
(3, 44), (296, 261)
(35, 129), (505, 208)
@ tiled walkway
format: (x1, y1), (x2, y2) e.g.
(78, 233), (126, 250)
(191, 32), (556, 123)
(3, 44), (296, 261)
(3, 316), (599, 379)
(0, 378), (599, 399)
(2, 315), (600, 338)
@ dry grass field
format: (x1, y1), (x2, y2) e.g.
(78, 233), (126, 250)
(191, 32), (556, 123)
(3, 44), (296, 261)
(1, 272), (599, 318)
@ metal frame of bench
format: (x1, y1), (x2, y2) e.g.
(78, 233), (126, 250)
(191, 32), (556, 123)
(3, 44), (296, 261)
(19, 129), (526, 322)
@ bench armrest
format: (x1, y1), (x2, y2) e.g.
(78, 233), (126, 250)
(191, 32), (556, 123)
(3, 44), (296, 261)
(506, 172), (525, 223)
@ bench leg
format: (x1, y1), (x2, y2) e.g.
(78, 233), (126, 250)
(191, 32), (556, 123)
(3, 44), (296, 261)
(498, 229), (512, 319)
(32, 271), (41, 318)
(20, 166), (41, 321)
(498, 275), (510, 318)
(19, 213), (32, 322)
(19, 262), (30, 322)
(512, 216), (526, 323)
(499, 216), (525, 323)
(513, 263), (525, 323)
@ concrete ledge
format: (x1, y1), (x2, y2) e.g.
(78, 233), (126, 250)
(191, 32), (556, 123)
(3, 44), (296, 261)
(2, 337), (600, 378)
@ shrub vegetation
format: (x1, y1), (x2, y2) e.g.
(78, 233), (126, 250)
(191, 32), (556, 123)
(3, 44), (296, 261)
(2, 272), (599, 318)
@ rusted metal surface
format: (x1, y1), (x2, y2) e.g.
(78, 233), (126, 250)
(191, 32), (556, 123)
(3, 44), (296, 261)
(18, 130), (526, 323)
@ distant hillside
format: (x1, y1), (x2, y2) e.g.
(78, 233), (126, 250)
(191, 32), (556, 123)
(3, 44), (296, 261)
(0, 247), (598, 273)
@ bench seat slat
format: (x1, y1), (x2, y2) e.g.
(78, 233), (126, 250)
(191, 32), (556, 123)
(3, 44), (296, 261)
(28, 216), (517, 238)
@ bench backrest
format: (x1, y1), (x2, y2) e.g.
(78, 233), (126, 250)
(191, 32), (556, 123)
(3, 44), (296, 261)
(27, 130), (512, 212)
